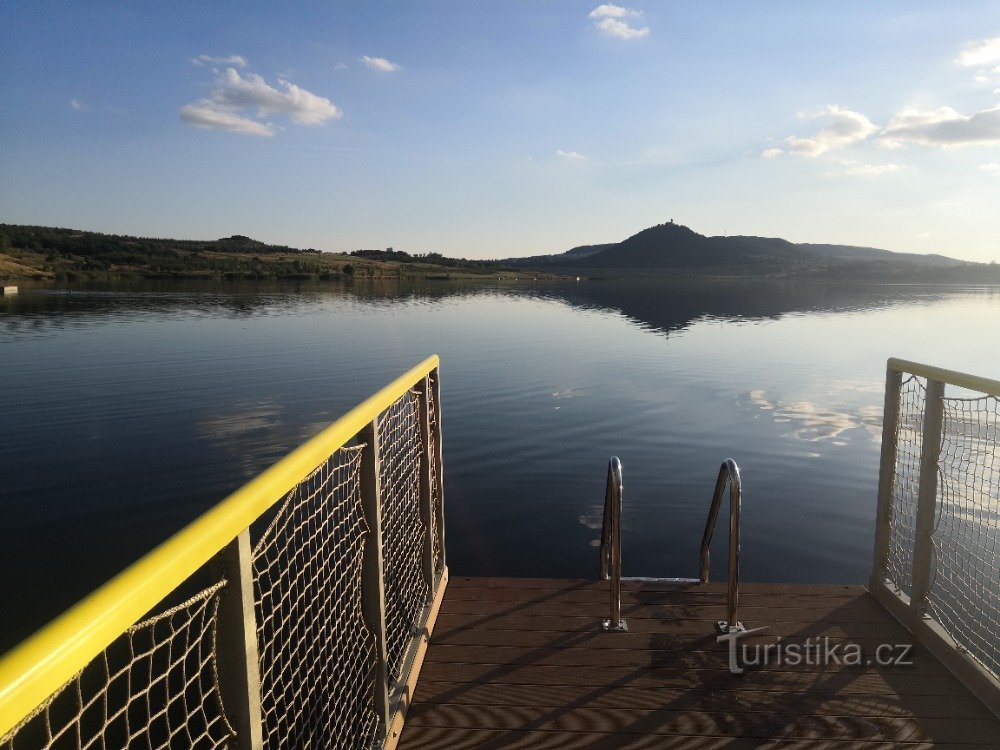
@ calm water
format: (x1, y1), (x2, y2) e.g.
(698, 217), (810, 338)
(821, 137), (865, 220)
(2, 278), (998, 650)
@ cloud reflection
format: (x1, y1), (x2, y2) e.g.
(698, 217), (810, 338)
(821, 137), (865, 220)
(744, 388), (882, 445)
(198, 402), (331, 478)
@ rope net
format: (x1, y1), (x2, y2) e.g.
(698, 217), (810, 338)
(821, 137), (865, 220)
(927, 392), (1000, 675)
(886, 374), (925, 595)
(426, 374), (444, 574)
(5, 367), (445, 749)
(1, 583), (233, 750)
(251, 445), (379, 750)
(378, 391), (429, 683)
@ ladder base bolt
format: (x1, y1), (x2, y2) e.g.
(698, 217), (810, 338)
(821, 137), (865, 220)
(601, 619), (629, 632)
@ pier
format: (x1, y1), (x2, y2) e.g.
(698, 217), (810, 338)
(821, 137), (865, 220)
(400, 578), (1000, 747)
(1, 355), (999, 748)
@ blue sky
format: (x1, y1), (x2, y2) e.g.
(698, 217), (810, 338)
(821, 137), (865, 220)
(2, 2), (1000, 260)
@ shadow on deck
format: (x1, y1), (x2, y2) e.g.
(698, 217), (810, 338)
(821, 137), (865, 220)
(398, 578), (1000, 749)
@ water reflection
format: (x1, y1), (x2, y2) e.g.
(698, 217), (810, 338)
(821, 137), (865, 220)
(1, 277), (978, 339)
(743, 389), (883, 445)
(198, 402), (334, 481)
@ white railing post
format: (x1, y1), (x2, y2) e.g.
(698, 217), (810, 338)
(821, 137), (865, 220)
(416, 376), (436, 600)
(430, 368), (446, 570)
(358, 418), (392, 745)
(870, 366), (903, 590)
(910, 378), (945, 612)
(211, 529), (264, 750)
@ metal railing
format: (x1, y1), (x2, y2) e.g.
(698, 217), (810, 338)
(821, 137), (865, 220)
(700, 459), (744, 634)
(599, 457), (627, 632)
(870, 357), (1000, 720)
(0, 356), (448, 750)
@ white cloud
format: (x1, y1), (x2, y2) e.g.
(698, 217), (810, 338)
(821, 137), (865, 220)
(180, 103), (275, 136)
(839, 161), (907, 177)
(765, 105), (877, 157)
(181, 67), (341, 136)
(193, 54), (248, 68)
(980, 162), (1000, 176)
(956, 37), (1000, 67)
(880, 105), (1000, 147)
(69, 98), (83, 111)
(589, 4), (638, 19)
(556, 149), (587, 160)
(210, 68), (341, 124)
(589, 5), (649, 40)
(361, 56), (401, 73)
(596, 17), (650, 40)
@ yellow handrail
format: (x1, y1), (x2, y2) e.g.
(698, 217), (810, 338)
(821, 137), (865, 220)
(888, 357), (1000, 396)
(0, 354), (440, 738)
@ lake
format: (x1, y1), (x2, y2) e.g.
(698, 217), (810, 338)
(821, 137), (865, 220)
(2, 278), (998, 650)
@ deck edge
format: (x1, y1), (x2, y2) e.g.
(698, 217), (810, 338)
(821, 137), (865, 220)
(384, 567), (449, 750)
(869, 581), (1000, 722)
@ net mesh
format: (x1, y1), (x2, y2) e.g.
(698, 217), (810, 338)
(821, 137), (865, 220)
(5, 369), (445, 750)
(251, 445), (379, 750)
(927, 392), (1000, 676)
(379, 391), (430, 683)
(886, 374), (925, 595)
(1, 583), (233, 750)
(426, 374), (443, 574)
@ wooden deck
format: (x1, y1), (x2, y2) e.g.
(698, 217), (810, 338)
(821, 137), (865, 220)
(397, 578), (1000, 749)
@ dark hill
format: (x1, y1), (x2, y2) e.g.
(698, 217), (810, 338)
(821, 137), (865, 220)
(507, 221), (982, 279)
(574, 223), (806, 270)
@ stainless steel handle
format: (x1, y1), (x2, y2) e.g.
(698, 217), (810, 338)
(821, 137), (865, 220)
(599, 457), (627, 632)
(700, 458), (743, 633)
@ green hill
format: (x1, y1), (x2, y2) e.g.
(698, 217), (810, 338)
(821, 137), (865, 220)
(0, 224), (517, 282)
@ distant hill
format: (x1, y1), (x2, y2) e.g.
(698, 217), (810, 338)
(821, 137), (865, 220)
(0, 224), (515, 281)
(3, 220), (996, 284)
(506, 221), (992, 281)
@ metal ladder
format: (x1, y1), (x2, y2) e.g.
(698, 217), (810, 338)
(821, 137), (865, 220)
(599, 457), (745, 634)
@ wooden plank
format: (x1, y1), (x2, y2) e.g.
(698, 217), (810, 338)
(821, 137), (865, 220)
(428, 627), (927, 653)
(359, 419), (392, 744)
(414, 661), (972, 696)
(403, 703), (998, 744)
(421, 644), (949, 676)
(434, 613), (912, 639)
(429, 368), (446, 571)
(399, 729), (987, 749)
(399, 726), (949, 749)
(410, 680), (993, 719)
(448, 584), (867, 608)
(446, 577), (865, 596)
(400, 726), (960, 749)
(415, 376), (436, 595)
(911, 378), (945, 609)
(439, 599), (894, 623)
(870, 366), (902, 588)
(211, 530), (264, 750)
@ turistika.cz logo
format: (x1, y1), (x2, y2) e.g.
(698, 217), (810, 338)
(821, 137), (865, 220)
(717, 626), (915, 675)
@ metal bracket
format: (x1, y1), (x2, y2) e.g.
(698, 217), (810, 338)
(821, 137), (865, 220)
(716, 620), (745, 635)
(602, 618), (628, 632)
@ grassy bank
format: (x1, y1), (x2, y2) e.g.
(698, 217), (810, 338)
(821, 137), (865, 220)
(0, 224), (539, 282)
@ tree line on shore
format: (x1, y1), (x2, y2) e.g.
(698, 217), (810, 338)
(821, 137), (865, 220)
(0, 224), (514, 281)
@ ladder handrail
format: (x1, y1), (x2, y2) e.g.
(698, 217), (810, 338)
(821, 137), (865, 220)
(599, 457), (626, 631)
(700, 458), (743, 632)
